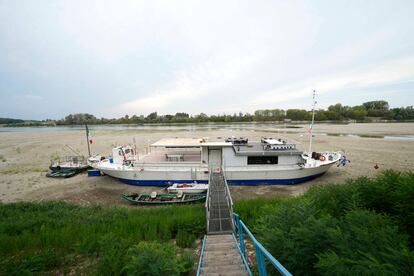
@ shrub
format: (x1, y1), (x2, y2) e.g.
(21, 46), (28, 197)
(243, 171), (414, 275)
(316, 210), (414, 275)
(176, 229), (195, 248)
(0, 248), (61, 275)
(122, 241), (192, 276)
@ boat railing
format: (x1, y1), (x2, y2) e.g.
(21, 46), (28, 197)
(205, 169), (212, 232)
(51, 155), (86, 165)
(232, 213), (292, 276)
(222, 166), (234, 229)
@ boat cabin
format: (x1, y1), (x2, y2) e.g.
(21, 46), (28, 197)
(116, 137), (305, 169)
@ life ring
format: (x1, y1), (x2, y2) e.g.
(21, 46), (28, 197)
(319, 155), (326, 162)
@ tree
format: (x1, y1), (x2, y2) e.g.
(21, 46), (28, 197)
(362, 100), (389, 111)
(146, 112), (158, 120)
(286, 109), (309, 121)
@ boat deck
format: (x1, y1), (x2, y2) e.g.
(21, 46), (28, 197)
(139, 150), (201, 163)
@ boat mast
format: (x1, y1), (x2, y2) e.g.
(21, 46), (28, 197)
(308, 90), (316, 154)
(85, 124), (91, 157)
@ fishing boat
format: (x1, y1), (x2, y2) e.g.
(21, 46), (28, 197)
(166, 182), (209, 194)
(49, 156), (89, 173)
(121, 192), (207, 205)
(92, 91), (344, 185)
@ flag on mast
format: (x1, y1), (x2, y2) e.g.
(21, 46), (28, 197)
(86, 125), (93, 144)
(85, 124), (91, 157)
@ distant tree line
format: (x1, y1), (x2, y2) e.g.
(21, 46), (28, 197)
(2, 100), (414, 126)
(0, 118), (24, 124)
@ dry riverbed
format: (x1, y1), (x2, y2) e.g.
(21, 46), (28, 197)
(0, 123), (413, 204)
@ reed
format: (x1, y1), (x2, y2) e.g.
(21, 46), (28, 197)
(0, 202), (205, 275)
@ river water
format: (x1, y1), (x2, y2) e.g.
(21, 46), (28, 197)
(1, 123), (414, 141)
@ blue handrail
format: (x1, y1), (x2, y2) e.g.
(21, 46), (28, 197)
(233, 213), (292, 276)
(196, 235), (207, 276)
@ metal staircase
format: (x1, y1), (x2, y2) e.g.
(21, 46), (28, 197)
(199, 170), (248, 275)
(197, 169), (291, 276)
(207, 171), (233, 234)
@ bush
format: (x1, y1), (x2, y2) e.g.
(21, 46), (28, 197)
(122, 241), (193, 276)
(176, 229), (195, 248)
(316, 210), (414, 275)
(235, 170), (414, 275)
(0, 248), (61, 275)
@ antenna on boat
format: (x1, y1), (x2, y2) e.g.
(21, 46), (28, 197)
(65, 144), (82, 156)
(133, 137), (137, 156)
(308, 90), (317, 154)
(85, 124), (91, 157)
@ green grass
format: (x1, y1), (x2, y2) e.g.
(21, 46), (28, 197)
(233, 170), (414, 275)
(0, 202), (205, 275)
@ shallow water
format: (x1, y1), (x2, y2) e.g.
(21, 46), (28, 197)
(1, 123), (414, 141)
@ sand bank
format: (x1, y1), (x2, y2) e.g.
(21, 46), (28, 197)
(0, 123), (413, 204)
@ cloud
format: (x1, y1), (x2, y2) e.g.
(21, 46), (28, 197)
(1, 1), (414, 119)
(249, 56), (414, 110)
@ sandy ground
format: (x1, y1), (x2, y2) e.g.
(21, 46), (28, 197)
(0, 123), (413, 205)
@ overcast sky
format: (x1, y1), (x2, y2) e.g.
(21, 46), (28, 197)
(0, 0), (413, 119)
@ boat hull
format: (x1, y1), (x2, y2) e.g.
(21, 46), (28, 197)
(167, 184), (208, 194)
(96, 163), (334, 186)
(49, 165), (89, 173)
(122, 193), (207, 205)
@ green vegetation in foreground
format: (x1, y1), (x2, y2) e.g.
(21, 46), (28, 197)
(234, 170), (414, 275)
(1, 171), (413, 275)
(0, 203), (204, 275)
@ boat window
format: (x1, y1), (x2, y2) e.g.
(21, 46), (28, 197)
(124, 149), (131, 154)
(247, 156), (278, 165)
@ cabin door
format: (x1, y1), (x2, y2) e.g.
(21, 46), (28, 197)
(208, 149), (222, 171)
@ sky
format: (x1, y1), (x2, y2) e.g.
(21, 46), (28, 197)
(0, 0), (413, 120)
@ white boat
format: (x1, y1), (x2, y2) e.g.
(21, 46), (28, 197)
(92, 136), (341, 186)
(166, 182), (209, 194)
(92, 91), (343, 186)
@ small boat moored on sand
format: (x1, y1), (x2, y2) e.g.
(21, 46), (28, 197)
(46, 170), (78, 178)
(122, 192), (207, 205)
(166, 182), (209, 194)
(49, 156), (89, 173)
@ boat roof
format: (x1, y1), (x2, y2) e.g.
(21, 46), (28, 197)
(152, 138), (205, 148)
(201, 141), (232, 147)
(151, 138), (232, 148)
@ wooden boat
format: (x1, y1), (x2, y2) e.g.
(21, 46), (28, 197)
(121, 192), (206, 205)
(166, 183), (208, 194)
(46, 170), (78, 178)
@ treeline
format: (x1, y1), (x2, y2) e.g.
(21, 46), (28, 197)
(55, 100), (414, 125)
(3, 100), (414, 126)
(0, 118), (24, 124)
